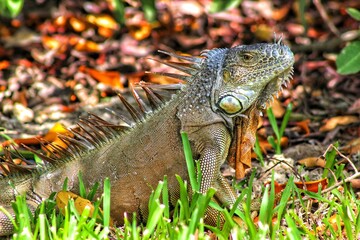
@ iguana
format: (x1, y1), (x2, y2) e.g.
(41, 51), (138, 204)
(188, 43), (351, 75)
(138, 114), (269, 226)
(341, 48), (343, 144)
(0, 40), (294, 236)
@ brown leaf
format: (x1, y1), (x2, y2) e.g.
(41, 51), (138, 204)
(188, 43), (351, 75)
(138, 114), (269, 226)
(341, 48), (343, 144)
(298, 157), (326, 168)
(269, 99), (285, 118)
(350, 179), (360, 189)
(319, 116), (359, 132)
(342, 138), (360, 155)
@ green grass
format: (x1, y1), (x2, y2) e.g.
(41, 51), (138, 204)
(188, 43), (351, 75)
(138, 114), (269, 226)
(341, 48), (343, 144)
(266, 103), (292, 154)
(2, 133), (360, 239)
(3, 169), (360, 239)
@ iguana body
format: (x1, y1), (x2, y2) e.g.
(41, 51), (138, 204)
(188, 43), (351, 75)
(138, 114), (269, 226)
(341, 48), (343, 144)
(0, 42), (294, 236)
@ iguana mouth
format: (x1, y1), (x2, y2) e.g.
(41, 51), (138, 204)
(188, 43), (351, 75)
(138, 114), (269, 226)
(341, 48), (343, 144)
(259, 66), (294, 109)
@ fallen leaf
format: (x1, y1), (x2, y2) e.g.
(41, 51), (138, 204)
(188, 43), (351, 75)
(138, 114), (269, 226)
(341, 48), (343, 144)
(255, 135), (289, 155)
(298, 157), (326, 168)
(341, 138), (360, 154)
(74, 39), (102, 52)
(295, 119), (311, 135)
(42, 35), (68, 53)
(272, 3), (291, 21)
(319, 116), (359, 132)
(79, 66), (123, 89)
(273, 178), (327, 194)
(269, 99), (285, 118)
(0, 60), (10, 70)
(315, 213), (343, 234)
(86, 14), (118, 30)
(128, 21), (152, 41)
(350, 179), (360, 189)
(56, 191), (113, 225)
(1, 122), (72, 148)
(69, 17), (87, 32)
(294, 178), (328, 192)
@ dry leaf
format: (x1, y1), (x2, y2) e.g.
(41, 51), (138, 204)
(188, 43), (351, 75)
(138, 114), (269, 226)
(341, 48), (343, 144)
(69, 17), (87, 32)
(295, 119), (311, 135)
(315, 213), (343, 234)
(269, 99), (285, 118)
(350, 179), (360, 189)
(273, 178), (327, 194)
(227, 106), (260, 179)
(42, 35), (68, 53)
(128, 21), (152, 41)
(319, 116), (359, 132)
(74, 39), (102, 52)
(78, 66), (123, 89)
(86, 14), (118, 30)
(56, 191), (113, 225)
(0, 60), (10, 70)
(1, 122), (72, 149)
(294, 178), (328, 192)
(342, 138), (360, 155)
(298, 157), (326, 168)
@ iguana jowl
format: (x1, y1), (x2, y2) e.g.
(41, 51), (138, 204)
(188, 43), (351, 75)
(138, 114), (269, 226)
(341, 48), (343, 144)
(0, 41), (294, 236)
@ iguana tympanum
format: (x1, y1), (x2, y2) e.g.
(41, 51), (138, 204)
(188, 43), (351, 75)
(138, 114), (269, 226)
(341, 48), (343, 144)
(0, 41), (294, 236)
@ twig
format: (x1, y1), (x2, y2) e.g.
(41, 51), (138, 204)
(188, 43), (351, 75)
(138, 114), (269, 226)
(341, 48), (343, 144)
(313, 0), (340, 36)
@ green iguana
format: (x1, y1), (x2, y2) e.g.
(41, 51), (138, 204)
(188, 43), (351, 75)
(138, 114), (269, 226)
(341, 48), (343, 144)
(0, 40), (294, 236)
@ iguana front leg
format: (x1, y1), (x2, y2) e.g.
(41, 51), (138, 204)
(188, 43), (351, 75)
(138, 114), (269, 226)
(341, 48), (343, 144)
(190, 123), (238, 207)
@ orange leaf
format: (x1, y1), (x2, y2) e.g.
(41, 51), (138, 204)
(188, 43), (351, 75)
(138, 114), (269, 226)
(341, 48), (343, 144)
(273, 178), (327, 194)
(294, 178), (328, 192)
(269, 99), (285, 118)
(98, 27), (114, 38)
(295, 119), (311, 135)
(1, 122), (72, 149)
(42, 35), (68, 53)
(53, 15), (68, 27)
(74, 39), (102, 52)
(0, 60), (10, 70)
(316, 213), (342, 233)
(128, 21), (152, 41)
(298, 157), (326, 168)
(86, 14), (119, 30)
(319, 116), (359, 132)
(56, 191), (113, 225)
(272, 3), (291, 21)
(69, 17), (87, 32)
(79, 66), (123, 89)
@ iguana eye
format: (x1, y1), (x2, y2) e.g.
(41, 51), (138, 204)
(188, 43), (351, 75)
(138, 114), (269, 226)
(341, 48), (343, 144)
(218, 95), (242, 114)
(241, 53), (253, 61)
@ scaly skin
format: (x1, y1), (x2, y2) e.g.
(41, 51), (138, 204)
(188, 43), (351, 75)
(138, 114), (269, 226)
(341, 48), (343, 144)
(0, 42), (294, 236)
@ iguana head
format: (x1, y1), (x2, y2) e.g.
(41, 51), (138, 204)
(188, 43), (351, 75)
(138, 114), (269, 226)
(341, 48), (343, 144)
(212, 42), (294, 117)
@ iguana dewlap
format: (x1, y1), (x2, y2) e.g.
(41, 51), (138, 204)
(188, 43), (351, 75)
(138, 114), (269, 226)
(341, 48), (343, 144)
(0, 41), (294, 236)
